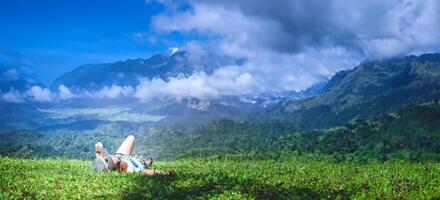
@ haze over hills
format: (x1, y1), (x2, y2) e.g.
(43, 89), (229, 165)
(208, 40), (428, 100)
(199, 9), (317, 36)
(0, 52), (326, 130)
(50, 51), (324, 105)
(2, 53), (440, 131)
(46, 52), (326, 120)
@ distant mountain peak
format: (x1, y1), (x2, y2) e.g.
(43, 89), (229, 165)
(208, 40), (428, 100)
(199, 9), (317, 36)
(50, 52), (193, 90)
(148, 53), (167, 64)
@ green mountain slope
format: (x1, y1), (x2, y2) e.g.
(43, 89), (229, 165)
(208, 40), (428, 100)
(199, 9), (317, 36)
(148, 100), (440, 162)
(266, 53), (440, 128)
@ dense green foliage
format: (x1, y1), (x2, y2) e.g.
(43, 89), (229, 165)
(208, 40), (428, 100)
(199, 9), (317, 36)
(1, 101), (439, 162)
(1, 157), (440, 199)
(268, 100), (440, 162)
(121, 100), (440, 162)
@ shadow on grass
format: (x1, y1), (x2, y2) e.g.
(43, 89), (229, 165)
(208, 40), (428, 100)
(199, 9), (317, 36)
(123, 173), (351, 200)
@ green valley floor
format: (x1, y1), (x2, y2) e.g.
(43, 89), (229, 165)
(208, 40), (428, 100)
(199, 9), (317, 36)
(1, 157), (439, 199)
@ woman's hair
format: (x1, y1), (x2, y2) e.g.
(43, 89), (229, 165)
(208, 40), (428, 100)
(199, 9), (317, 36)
(117, 160), (128, 172)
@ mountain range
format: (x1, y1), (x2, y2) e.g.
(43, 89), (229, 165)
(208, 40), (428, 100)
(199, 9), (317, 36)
(48, 51), (324, 119)
(266, 53), (440, 128)
(1, 52), (440, 131)
(50, 51), (222, 91)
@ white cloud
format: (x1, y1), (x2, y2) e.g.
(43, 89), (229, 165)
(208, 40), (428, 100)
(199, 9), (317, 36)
(358, 0), (440, 57)
(0, 69), (259, 103)
(58, 85), (77, 100)
(148, 0), (440, 93)
(134, 66), (263, 102)
(1, 89), (25, 103)
(93, 85), (135, 99)
(27, 86), (53, 102)
(169, 47), (180, 55)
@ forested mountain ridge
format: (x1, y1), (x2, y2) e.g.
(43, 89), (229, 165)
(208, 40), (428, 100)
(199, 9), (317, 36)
(266, 53), (440, 128)
(144, 100), (440, 161)
(2, 100), (439, 162)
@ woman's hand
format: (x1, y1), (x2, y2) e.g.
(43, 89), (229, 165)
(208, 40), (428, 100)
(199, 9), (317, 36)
(95, 142), (103, 155)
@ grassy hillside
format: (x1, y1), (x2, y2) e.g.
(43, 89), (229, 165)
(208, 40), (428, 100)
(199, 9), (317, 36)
(1, 157), (440, 199)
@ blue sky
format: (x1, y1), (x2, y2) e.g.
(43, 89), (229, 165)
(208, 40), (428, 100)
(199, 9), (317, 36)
(0, 0), (184, 84)
(1, 0), (439, 99)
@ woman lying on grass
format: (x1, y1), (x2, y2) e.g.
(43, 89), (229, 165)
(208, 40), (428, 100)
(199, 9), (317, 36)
(92, 135), (175, 176)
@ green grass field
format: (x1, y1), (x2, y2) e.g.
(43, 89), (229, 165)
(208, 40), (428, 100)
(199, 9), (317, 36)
(1, 157), (440, 199)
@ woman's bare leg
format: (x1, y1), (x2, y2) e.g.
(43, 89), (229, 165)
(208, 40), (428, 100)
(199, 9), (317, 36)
(116, 135), (135, 155)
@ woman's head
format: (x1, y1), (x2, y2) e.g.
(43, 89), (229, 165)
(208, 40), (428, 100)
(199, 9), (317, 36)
(117, 160), (128, 172)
